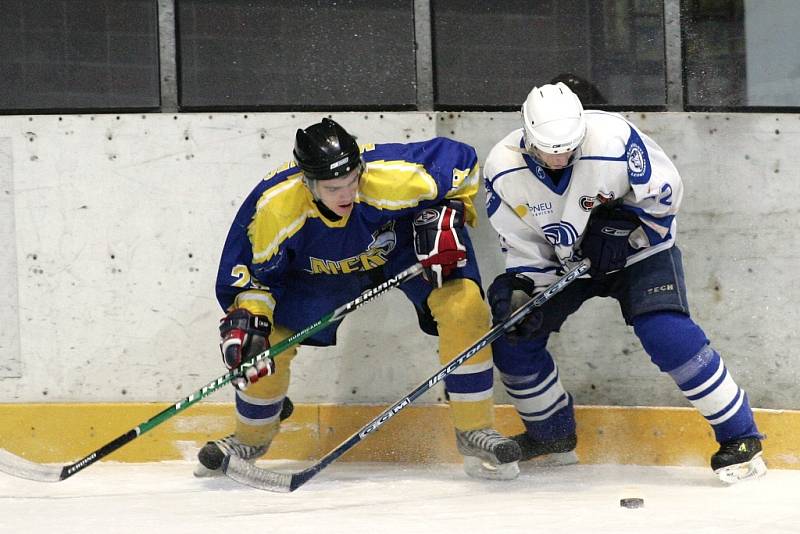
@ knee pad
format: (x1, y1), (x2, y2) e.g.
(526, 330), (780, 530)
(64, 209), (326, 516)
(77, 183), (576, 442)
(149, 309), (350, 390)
(429, 278), (492, 364)
(633, 311), (708, 372)
(428, 278), (490, 331)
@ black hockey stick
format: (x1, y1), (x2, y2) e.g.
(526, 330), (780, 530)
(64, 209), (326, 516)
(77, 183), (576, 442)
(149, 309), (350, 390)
(223, 260), (590, 492)
(0, 263), (424, 483)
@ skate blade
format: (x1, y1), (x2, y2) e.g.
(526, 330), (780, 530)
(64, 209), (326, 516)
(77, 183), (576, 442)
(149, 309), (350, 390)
(714, 453), (767, 484)
(193, 463), (224, 478)
(524, 450), (579, 467)
(463, 456), (520, 480)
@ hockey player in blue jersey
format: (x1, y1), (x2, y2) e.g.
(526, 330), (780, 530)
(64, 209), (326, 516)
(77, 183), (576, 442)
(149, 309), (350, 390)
(195, 118), (521, 480)
(483, 83), (766, 483)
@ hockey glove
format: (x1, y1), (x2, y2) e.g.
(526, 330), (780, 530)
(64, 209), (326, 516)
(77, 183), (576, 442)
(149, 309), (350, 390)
(580, 205), (639, 278)
(413, 200), (468, 287)
(219, 309), (275, 390)
(487, 272), (543, 342)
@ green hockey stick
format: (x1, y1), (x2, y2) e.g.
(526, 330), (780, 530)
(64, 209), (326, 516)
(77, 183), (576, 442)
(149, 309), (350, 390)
(0, 263), (424, 482)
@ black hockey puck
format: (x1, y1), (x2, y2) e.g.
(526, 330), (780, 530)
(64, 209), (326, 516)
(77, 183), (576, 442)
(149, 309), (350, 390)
(620, 497), (644, 509)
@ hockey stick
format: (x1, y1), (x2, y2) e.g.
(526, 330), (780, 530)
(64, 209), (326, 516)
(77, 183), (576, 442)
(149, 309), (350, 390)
(223, 260), (590, 492)
(0, 263), (424, 483)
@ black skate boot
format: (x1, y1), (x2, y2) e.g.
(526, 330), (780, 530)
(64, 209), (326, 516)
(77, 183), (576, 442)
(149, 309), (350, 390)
(710, 437), (767, 484)
(456, 428), (522, 480)
(512, 432), (578, 465)
(194, 397), (293, 477)
(194, 435), (269, 477)
(279, 396), (294, 420)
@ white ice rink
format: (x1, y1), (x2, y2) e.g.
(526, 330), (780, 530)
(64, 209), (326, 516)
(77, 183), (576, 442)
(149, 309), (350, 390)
(1, 461), (797, 534)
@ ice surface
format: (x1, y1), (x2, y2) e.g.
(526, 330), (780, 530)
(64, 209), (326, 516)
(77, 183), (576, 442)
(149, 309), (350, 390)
(0, 461), (797, 534)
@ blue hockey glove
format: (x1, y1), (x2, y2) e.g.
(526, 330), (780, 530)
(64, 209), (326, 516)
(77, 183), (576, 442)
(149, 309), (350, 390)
(413, 200), (468, 287)
(219, 309), (274, 390)
(580, 205), (639, 278)
(487, 272), (543, 342)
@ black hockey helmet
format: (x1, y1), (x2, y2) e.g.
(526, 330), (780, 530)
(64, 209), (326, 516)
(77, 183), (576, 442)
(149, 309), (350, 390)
(293, 118), (361, 180)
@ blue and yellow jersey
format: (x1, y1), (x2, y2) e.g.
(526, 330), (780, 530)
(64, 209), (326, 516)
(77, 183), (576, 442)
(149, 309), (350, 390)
(215, 137), (481, 324)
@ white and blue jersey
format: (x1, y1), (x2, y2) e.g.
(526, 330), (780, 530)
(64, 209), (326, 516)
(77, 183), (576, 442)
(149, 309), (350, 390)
(484, 111), (761, 449)
(484, 110), (683, 287)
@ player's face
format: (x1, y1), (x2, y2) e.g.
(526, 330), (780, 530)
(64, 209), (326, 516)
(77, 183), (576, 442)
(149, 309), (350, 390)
(314, 166), (361, 217)
(532, 147), (575, 170)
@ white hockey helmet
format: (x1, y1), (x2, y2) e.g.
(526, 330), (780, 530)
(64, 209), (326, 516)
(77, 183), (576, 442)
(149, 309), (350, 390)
(521, 82), (586, 155)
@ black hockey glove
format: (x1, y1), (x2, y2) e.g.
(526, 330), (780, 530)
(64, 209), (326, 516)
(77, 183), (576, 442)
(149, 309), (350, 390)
(412, 200), (468, 287)
(580, 204), (640, 278)
(219, 309), (274, 390)
(487, 272), (543, 342)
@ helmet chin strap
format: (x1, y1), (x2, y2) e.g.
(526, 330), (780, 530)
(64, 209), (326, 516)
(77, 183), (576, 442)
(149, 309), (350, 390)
(302, 177), (346, 222)
(303, 176), (321, 201)
(305, 181), (339, 220)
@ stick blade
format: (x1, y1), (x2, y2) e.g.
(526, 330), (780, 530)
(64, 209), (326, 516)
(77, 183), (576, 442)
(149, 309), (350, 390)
(0, 449), (64, 482)
(222, 455), (295, 493)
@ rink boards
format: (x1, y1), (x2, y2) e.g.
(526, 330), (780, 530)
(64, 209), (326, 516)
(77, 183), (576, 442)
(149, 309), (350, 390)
(0, 402), (797, 469)
(2, 111), (799, 412)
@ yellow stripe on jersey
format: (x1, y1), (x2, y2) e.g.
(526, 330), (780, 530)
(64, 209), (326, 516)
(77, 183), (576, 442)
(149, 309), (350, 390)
(513, 204), (528, 218)
(358, 160), (438, 210)
(263, 160), (296, 181)
(233, 289), (276, 318)
(250, 177), (316, 264)
(254, 174), (304, 214)
(444, 163), (480, 226)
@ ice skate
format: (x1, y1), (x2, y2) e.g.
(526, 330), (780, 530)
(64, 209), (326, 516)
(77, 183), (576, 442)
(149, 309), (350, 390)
(456, 428), (521, 480)
(512, 432), (578, 466)
(194, 397), (292, 477)
(711, 437), (767, 484)
(194, 434), (270, 478)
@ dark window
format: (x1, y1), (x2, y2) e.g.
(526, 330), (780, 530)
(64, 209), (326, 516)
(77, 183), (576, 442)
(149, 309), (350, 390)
(177, 0), (416, 110)
(431, 0), (666, 110)
(683, 0), (800, 110)
(0, 0), (160, 112)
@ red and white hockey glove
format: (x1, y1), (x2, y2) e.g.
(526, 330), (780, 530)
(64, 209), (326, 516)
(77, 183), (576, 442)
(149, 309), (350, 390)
(219, 309), (274, 390)
(413, 200), (468, 287)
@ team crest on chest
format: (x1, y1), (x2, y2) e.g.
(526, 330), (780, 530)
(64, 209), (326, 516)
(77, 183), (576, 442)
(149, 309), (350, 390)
(307, 221), (396, 275)
(367, 221), (397, 252)
(579, 191), (615, 211)
(542, 221), (579, 246)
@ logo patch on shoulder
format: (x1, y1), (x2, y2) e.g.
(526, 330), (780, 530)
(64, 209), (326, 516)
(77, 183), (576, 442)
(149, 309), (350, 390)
(627, 143), (646, 178)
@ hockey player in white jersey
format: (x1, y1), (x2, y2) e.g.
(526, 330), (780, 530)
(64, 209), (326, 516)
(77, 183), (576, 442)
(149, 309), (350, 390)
(483, 82), (766, 483)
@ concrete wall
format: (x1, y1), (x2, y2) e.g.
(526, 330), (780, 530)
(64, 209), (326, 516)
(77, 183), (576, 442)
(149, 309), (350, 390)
(1, 111), (798, 409)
